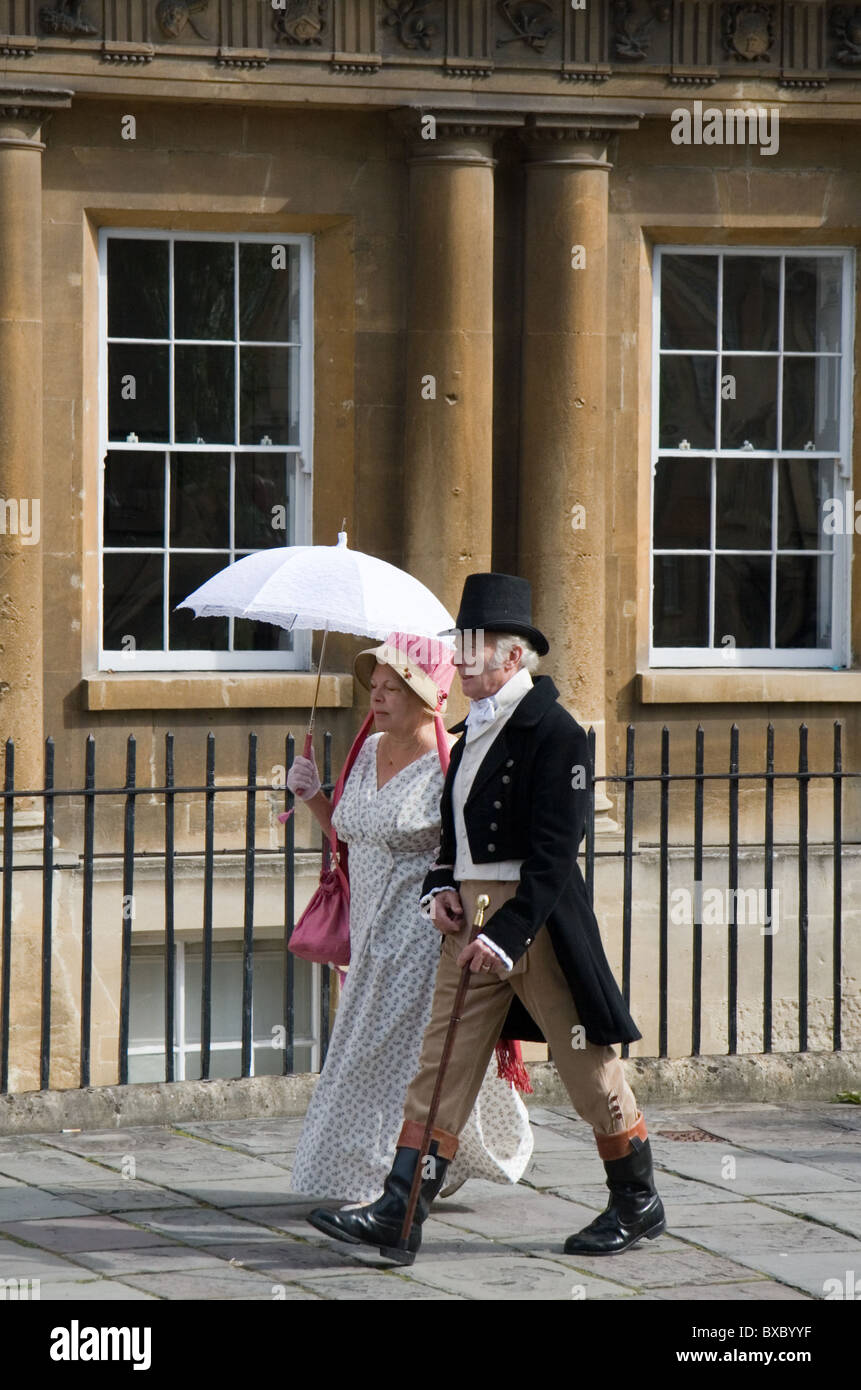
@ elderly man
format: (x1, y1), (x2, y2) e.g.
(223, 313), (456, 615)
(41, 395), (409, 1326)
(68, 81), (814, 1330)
(309, 572), (664, 1264)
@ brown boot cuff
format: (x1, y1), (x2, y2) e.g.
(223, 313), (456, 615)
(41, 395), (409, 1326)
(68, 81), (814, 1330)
(398, 1120), (459, 1161)
(595, 1111), (648, 1161)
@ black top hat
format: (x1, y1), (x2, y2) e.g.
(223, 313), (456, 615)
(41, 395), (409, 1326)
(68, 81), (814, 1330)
(441, 572), (549, 656)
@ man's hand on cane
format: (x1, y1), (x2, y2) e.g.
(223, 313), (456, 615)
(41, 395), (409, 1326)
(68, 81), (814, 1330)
(457, 939), (507, 975)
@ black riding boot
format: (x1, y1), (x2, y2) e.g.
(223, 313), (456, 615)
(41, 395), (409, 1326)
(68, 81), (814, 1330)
(563, 1136), (666, 1256)
(307, 1143), (450, 1266)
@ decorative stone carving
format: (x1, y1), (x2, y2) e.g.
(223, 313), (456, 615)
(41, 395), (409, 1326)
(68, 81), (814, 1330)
(382, 0), (438, 51)
(613, 0), (670, 61)
(721, 3), (775, 62)
(273, 0), (326, 45)
(331, 55), (380, 71)
(496, 1), (555, 53)
(0, 38), (38, 56)
(832, 5), (861, 64)
(156, 0), (210, 40)
(38, 0), (97, 36)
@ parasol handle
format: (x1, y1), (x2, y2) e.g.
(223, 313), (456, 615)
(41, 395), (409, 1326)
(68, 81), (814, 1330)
(303, 731), (314, 760)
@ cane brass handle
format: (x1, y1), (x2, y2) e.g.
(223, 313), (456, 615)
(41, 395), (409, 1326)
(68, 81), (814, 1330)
(473, 893), (491, 930)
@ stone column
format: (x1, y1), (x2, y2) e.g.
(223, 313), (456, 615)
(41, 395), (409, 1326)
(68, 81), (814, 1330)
(395, 110), (523, 622)
(518, 114), (639, 820)
(0, 88), (71, 830)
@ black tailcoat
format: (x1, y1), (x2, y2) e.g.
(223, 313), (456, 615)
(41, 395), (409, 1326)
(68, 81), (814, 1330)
(421, 675), (641, 1047)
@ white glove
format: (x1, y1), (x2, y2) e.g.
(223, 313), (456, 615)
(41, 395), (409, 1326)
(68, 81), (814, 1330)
(286, 753), (322, 800)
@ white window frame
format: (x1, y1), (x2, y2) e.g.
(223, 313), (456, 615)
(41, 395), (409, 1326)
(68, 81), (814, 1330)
(97, 228), (314, 671)
(127, 941), (323, 1080)
(650, 246), (854, 669)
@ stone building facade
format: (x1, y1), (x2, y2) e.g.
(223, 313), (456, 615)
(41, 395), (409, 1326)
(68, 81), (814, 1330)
(1, 0), (860, 1089)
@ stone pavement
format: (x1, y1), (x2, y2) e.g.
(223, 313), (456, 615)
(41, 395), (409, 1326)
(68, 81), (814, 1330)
(0, 1100), (859, 1301)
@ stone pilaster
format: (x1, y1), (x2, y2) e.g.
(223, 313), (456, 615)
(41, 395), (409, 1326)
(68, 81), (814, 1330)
(0, 88), (71, 827)
(394, 110), (523, 623)
(517, 113), (639, 819)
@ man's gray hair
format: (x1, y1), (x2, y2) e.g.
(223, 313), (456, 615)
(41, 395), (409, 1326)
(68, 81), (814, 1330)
(487, 633), (540, 674)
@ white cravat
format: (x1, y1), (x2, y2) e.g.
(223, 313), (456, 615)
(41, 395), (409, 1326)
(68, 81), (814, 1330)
(454, 667), (533, 877)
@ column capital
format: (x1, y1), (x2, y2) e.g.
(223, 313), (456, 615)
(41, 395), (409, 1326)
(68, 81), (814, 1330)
(521, 111), (641, 169)
(391, 107), (525, 168)
(0, 86), (73, 150)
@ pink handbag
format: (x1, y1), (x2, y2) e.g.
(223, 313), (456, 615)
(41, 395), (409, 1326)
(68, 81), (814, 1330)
(287, 712), (375, 968)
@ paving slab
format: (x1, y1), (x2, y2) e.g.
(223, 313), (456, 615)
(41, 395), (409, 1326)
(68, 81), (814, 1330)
(156, 1175), (296, 1207)
(70, 1245), (234, 1277)
(107, 1206), (283, 1247)
(651, 1280), (813, 1301)
(526, 1242), (774, 1290)
(178, 1119), (304, 1154)
(522, 1151), (606, 1188)
(0, 1188), (99, 1222)
(401, 1254), (637, 1301)
(761, 1191), (861, 1239)
(0, 1151), (121, 1186)
(679, 1220), (861, 1259)
(0, 1214), (175, 1255)
(664, 1200), (800, 1229)
(656, 1147), (857, 1195)
(41, 1181), (198, 1214)
(0, 1237), (107, 1283)
(118, 1268), (317, 1300)
(204, 1237), (364, 1277)
(428, 1186), (597, 1239)
(295, 1271), (465, 1299)
(33, 1279), (160, 1301)
(714, 1250), (861, 1299)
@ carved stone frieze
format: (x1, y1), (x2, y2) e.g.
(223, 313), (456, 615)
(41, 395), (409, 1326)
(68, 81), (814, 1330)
(156, 0), (210, 40)
(38, 0), (97, 36)
(496, 1), (555, 54)
(382, 1), (438, 51)
(721, 3), (775, 62)
(613, 0), (670, 61)
(832, 5), (861, 64)
(273, 0), (326, 45)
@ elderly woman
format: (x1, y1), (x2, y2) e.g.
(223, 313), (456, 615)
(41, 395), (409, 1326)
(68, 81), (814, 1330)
(287, 632), (533, 1204)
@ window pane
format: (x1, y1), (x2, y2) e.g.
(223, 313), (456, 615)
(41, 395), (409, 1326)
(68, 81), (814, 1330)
(653, 555), (709, 646)
(722, 257), (780, 351)
(239, 347), (298, 445)
(659, 357), (716, 450)
(720, 355), (778, 450)
(170, 453), (230, 549)
(129, 955), (167, 1050)
(660, 255), (718, 350)
(253, 950), (287, 1043)
(174, 346), (235, 443)
(235, 454), (290, 550)
(104, 452), (164, 547)
(776, 556), (832, 648)
(778, 460), (834, 551)
(128, 1053), (170, 1084)
(715, 460), (772, 550)
(785, 257), (842, 353)
(782, 357), (839, 452)
(107, 239), (169, 339)
(714, 556), (771, 647)
(239, 242), (300, 342)
(103, 553), (164, 650)
(233, 618), (294, 652)
(108, 344), (169, 442)
(653, 457), (710, 549)
(169, 553), (229, 650)
(174, 241), (234, 340)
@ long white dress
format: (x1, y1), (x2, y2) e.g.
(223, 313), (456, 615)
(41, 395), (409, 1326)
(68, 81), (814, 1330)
(289, 733), (534, 1203)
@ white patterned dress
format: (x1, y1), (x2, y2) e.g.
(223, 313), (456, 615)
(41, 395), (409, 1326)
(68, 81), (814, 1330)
(289, 733), (534, 1203)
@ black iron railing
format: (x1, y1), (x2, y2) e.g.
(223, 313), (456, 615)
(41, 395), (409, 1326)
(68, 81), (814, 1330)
(0, 722), (856, 1094)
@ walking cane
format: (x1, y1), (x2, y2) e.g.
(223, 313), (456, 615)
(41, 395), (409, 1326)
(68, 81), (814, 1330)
(393, 892), (491, 1261)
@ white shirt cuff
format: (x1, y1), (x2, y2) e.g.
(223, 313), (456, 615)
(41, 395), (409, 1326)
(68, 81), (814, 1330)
(477, 934), (513, 971)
